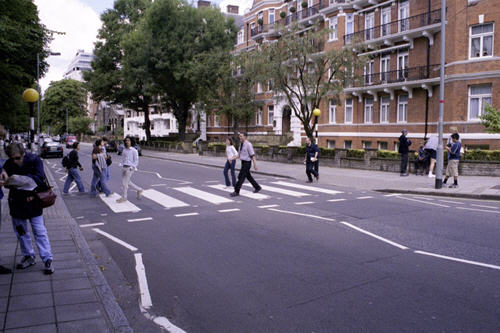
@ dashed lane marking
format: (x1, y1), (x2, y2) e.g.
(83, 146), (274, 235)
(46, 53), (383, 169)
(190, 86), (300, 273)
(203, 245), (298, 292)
(128, 217), (153, 223)
(340, 222), (409, 250)
(80, 223), (105, 228)
(258, 204), (279, 209)
(439, 199), (464, 204)
(356, 196), (373, 200)
(267, 208), (336, 222)
(383, 193), (401, 197)
(218, 208), (240, 213)
(175, 212), (199, 217)
(328, 198), (347, 202)
(471, 204), (498, 209)
(295, 201), (315, 205)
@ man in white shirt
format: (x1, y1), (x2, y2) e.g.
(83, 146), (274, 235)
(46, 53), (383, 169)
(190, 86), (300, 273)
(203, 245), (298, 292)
(116, 137), (143, 203)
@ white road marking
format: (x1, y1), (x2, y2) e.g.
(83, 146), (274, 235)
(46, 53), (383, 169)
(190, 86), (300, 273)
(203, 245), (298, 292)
(258, 204), (279, 209)
(243, 183), (310, 197)
(268, 208), (336, 222)
(175, 212), (199, 217)
(412, 196), (434, 201)
(79, 223), (105, 228)
(101, 213), (108, 217)
(328, 198), (347, 202)
(140, 308), (186, 333)
(128, 217), (153, 223)
(340, 222), (409, 250)
(99, 193), (141, 213)
(357, 196), (373, 200)
(218, 208), (240, 213)
(69, 184), (77, 192)
(59, 175), (67, 182)
(439, 199), (464, 204)
(204, 180), (220, 183)
(92, 228), (138, 252)
(174, 186), (233, 204)
(456, 207), (500, 214)
(397, 196), (450, 207)
(383, 193), (401, 197)
(272, 181), (343, 195)
(136, 170), (191, 185)
(141, 189), (189, 209)
(75, 216), (84, 220)
(295, 201), (315, 205)
(208, 184), (269, 200)
(135, 253), (153, 308)
(471, 204), (498, 209)
(414, 250), (500, 271)
(150, 184), (168, 187)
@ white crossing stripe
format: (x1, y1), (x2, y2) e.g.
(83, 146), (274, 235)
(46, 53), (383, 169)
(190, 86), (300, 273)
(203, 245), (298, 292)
(141, 189), (189, 209)
(174, 186), (233, 204)
(218, 208), (240, 213)
(128, 217), (153, 222)
(208, 184), (269, 200)
(99, 193), (141, 213)
(295, 201), (314, 205)
(243, 184), (310, 197)
(328, 198), (346, 202)
(258, 204), (279, 209)
(271, 181), (343, 195)
(357, 196), (373, 200)
(175, 212), (199, 217)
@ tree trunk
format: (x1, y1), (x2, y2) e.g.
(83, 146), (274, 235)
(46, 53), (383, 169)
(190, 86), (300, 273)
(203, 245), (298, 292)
(143, 98), (151, 141)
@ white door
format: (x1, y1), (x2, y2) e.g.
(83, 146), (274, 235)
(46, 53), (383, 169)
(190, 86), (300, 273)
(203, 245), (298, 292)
(365, 12), (375, 40)
(399, 1), (410, 32)
(397, 52), (409, 80)
(380, 55), (390, 82)
(381, 6), (391, 36)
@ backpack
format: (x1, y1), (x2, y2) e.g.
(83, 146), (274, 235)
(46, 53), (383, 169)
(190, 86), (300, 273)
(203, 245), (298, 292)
(61, 155), (70, 168)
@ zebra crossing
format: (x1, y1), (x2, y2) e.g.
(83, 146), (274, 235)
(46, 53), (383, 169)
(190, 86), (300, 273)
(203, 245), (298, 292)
(95, 181), (350, 215)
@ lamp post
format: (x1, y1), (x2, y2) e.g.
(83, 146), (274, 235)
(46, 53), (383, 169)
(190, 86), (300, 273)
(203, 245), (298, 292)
(22, 88), (39, 152)
(435, 0), (446, 189)
(313, 108), (321, 145)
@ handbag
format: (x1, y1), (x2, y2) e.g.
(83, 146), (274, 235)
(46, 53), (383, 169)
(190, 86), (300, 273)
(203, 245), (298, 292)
(35, 178), (57, 208)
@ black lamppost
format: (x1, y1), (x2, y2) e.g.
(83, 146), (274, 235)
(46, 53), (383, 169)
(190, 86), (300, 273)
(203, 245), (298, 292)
(23, 88), (39, 151)
(313, 107), (321, 145)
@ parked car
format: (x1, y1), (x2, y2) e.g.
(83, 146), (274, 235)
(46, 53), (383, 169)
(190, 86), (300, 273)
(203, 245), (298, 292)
(117, 142), (142, 156)
(41, 141), (63, 158)
(52, 135), (61, 142)
(65, 135), (77, 148)
(43, 137), (53, 143)
(106, 140), (118, 153)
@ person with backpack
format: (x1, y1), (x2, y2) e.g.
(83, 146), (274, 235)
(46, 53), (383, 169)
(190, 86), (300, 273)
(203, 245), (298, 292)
(398, 129), (412, 176)
(62, 142), (85, 194)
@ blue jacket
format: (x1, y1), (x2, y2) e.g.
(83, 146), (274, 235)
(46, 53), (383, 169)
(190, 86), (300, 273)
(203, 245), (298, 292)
(398, 135), (411, 154)
(305, 144), (320, 162)
(448, 141), (461, 160)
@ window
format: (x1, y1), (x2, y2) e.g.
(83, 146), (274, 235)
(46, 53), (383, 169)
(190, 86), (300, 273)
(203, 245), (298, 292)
(364, 60), (374, 85)
(470, 23), (494, 58)
(329, 100), (337, 124)
(345, 98), (353, 123)
(362, 141), (372, 149)
(268, 79), (274, 91)
(365, 12), (375, 40)
(344, 140), (352, 149)
(327, 140), (335, 148)
(166, 119), (171, 130)
(257, 107), (263, 125)
(345, 14), (354, 43)
(468, 84), (492, 119)
(397, 94), (408, 123)
(257, 82), (263, 93)
(364, 98), (374, 123)
(381, 6), (391, 36)
(207, 114), (212, 127)
(214, 114), (219, 127)
(268, 105), (274, 125)
(399, 0), (410, 32)
(380, 55), (390, 82)
(397, 51), (409, 80)
(328, 16), (338, 41)
(378, 141), (388, 150)
(237, 29), (244, 44)
(269, 9), (275, 24)
(380, 96), (390, 123)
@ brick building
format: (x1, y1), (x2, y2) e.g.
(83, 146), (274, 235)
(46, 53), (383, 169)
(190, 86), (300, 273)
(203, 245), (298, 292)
(205, 0), (500, 149)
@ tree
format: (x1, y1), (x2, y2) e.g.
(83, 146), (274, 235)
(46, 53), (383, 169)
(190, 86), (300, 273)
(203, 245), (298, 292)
(41, 79), (88, 134)
(247, 22), (365, 140)
(128, 0), (238, 141)
(0, 0), (51, 130)
(84, 0), (153, 139)
(480, 104), (500, 133)
(69, 116), (93, 136)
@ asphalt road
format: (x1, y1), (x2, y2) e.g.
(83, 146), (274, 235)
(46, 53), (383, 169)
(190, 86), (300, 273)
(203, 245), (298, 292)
(46, 144), (500, 332)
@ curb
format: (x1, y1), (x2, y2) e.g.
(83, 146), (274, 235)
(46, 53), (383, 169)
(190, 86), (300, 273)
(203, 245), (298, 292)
(45, 164), (133, 332)
(142, 151), (296, 180)
(376, 188), (500, 201)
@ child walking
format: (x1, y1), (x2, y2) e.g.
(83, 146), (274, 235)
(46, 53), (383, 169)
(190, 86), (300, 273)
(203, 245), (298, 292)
(224, 137), (238, 188)
(443, 133), (461, 188)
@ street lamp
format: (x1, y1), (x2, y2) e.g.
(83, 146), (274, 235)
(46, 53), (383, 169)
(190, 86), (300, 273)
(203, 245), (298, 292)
(435, 0), (446, 189)
(23, 88), (39, 152)
(313, 108), (321, 145)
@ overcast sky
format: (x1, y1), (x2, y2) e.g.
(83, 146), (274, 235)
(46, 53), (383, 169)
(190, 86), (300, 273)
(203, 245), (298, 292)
(35, 0), (252, 93)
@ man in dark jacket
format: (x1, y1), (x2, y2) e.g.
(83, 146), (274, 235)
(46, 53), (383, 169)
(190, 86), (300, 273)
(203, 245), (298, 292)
(398, 129), (412, 176)
(1, 143), (54, 274)
(304, 137), (319, 183)
(63, 141), (85, 193)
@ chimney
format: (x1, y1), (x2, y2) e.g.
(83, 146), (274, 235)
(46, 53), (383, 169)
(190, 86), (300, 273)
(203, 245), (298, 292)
(197, 0), (211, 7)
(227, 5), (239, 14)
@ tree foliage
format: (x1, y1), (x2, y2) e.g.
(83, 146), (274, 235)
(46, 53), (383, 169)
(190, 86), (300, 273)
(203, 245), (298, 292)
(69, 116), (93, 135)
(246, 22), (365, 139)
(0, 0), (51, 130)
(480, 104), (500, 133)
(41, 79), (88, 134)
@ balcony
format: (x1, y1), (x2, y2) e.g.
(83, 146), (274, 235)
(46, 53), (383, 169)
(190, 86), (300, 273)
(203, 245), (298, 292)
(345, 64), (440, 100)
(344, 9), (442, 48)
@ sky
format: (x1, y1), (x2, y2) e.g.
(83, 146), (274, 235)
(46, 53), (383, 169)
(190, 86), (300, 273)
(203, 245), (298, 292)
(35, 0), (253, 93)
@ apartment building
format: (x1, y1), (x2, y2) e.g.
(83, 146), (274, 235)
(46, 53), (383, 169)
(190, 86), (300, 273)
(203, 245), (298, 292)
(206, 0), (500, 149)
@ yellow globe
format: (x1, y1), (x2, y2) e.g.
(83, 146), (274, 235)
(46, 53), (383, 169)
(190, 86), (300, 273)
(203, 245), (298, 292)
(23, 88), (39, 103)
(313, 108), (321, 117)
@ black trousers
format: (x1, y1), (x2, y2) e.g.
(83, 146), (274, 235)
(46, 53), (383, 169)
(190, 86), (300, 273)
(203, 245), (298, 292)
(234, 160), (260, 193)
(400, 153), (409, 174)
(306, 161), (318, 181)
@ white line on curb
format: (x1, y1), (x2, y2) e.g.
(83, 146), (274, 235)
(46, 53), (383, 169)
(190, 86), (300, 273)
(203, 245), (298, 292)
(135, 253), (152, 308)
(92, 228), (138, 252)
(340, 222), (409, 250)
(414, 250), (500, 271)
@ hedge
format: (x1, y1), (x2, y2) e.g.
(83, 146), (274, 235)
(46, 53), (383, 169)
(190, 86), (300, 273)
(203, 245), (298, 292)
(346, 149), (365, 159)
(464, 149), (500, 161)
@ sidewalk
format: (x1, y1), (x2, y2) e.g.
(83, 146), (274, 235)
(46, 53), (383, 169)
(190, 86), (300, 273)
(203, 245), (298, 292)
(142, 149), (500, 200)
(0, 157), (132, 332)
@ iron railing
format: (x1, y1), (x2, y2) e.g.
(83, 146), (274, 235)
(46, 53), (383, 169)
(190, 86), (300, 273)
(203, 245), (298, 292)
(356, 64), (440, 87)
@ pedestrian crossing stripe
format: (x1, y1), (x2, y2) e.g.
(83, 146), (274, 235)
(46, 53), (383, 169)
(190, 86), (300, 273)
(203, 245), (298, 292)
(174, 186), (234, 204)
(243, 184), (310, 197)
(271, 181), (343, 195)
(141, 189), (189, 209)
(100, 193), (141, 213)
(208, 184), (269, 200)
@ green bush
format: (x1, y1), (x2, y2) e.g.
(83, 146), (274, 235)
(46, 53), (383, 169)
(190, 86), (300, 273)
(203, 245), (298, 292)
(376, 150), (399, 159)
(319, 147), (335, 158)
(346, 149), (365, 159)
(464, 149), (500, 161)
(254, 144), (270, 154)
(297, 145), (307, 155)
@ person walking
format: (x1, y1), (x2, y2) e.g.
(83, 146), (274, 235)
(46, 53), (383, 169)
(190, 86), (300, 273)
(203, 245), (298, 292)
(230, 132), (261, 197)
(223, 137), (238, 188)
(1, 143), (54, 274)
(62, 142), (85, 193)
(116, 137), (143, 203)
(398, 129), (411, 176)
(443, 133), (461, 188)
(0, 148), (12, 274)
(304, 137), (319, 183)
(425, 135), (438, 177)
(90, 139), (112, 197)
(101, 136), (111, 182)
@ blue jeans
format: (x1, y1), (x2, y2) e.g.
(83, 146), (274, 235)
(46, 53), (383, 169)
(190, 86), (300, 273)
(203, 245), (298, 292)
(223, 160), (236, 186)
(63, 168), (85, 193)
(90, 165), (111, 196)
(104, 166), (110, 181)
(12, 215), (52, 262)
